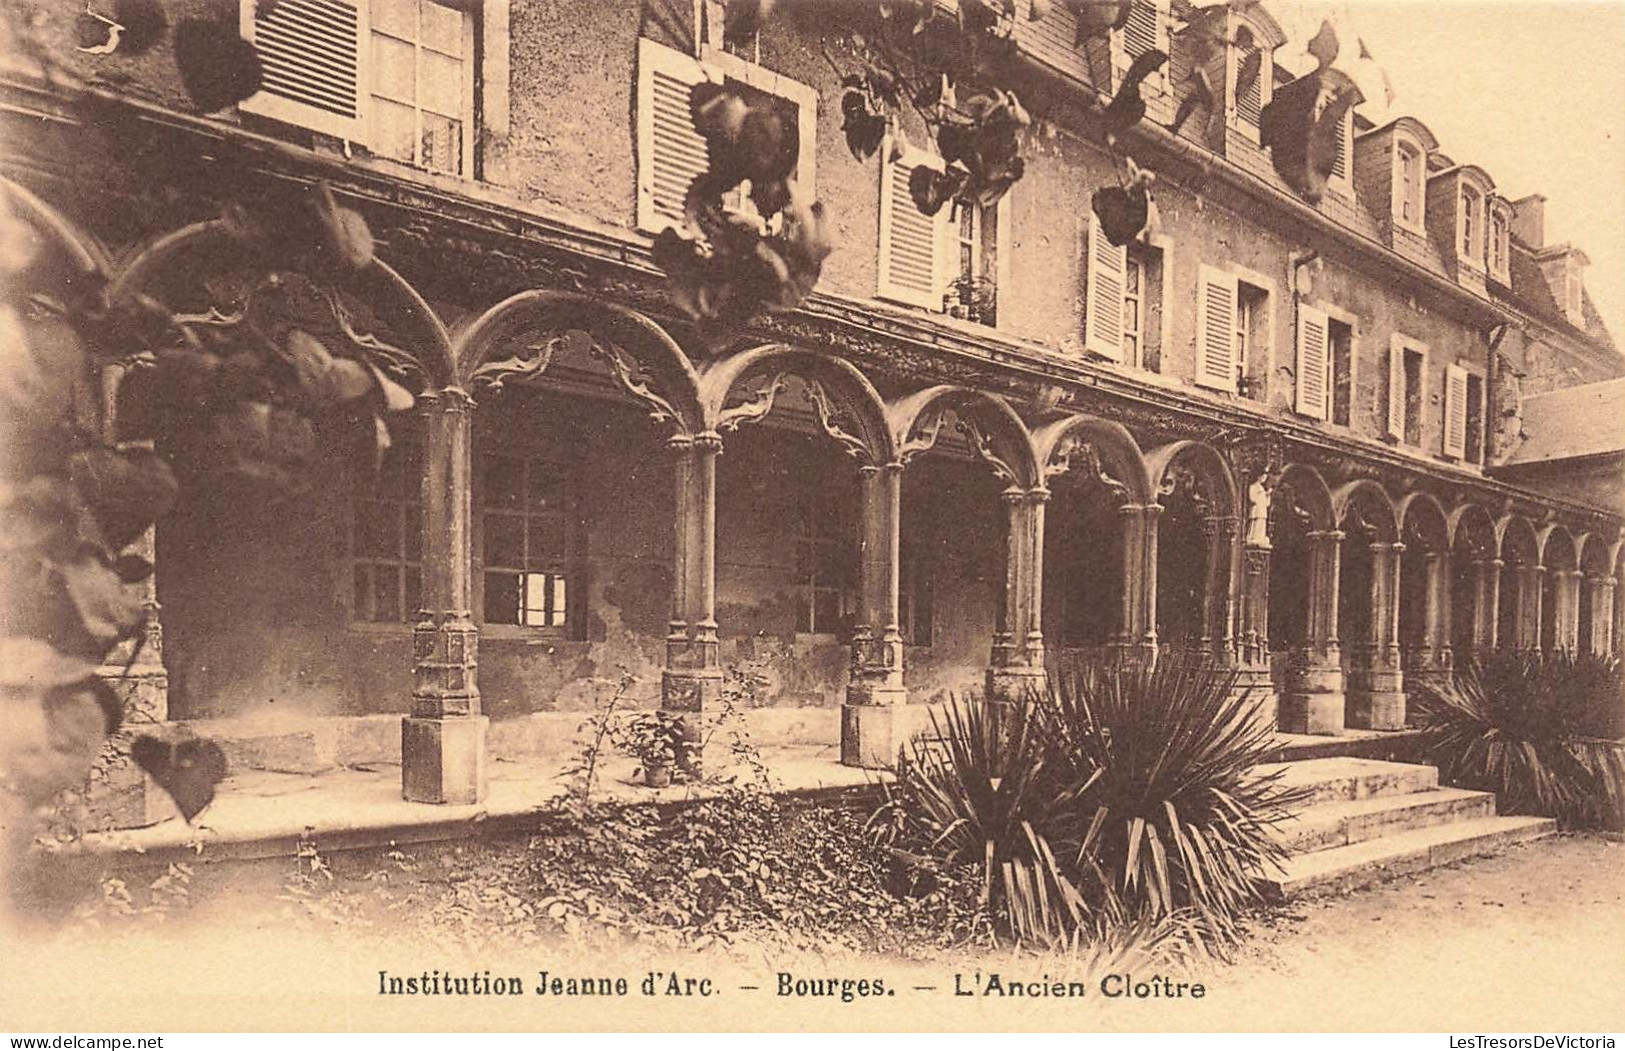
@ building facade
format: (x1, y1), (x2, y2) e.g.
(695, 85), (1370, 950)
(3, 0), (1621, 815)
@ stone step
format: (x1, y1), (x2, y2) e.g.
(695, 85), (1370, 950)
(1263, 815), (1556, 899)
(1256, 756), (1439, 806)
(1278, 786), (1497, 853)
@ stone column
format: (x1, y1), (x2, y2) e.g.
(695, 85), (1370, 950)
(1348, 541), (1406, 730)
(403, 388), (486, 805)
(843, 462), (906, 768)
(89, 364), (173, 828)
(1234, 539), (1277, 731)
(1199, 516), (1238, 658)
(1472, 558), (1502, 655)
(662, 434), (722, 766)
(1522, 564), (1545, 653)
(1115, 502), (1162, 663)
(1407, 550), (1450, 671)
(1588, 575), (1616, 657)
(1280, 529), (1345, 735)
(1558, 569), (1584, 654)
(986, 487), (1048, 704)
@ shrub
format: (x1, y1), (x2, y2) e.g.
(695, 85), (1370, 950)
(1041, 653), (1303, 935)
(1413, 650), (1625, 830)
(870, 653), (1299, 952)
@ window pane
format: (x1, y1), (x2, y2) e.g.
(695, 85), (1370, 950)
(404, 566), (421, 618)
(527, 516), (568, 569)
(1125, 258), (1141, 295)
(421, 113), (462, 175)
(355, 501), (399, 557)
(814, 589), (841, 633)
(353, 565), (372, 620)
(420, 0), (464, 54)
(372, 0), (418, 38)
(552, 576), (568, 625)
(403, 505), (421, 562)
(483, 456), (524, 508)
(527, 466), (568, 509)
(420, 49), (464, 114)
(372, 98), (417, 163)
(484, 571), (521, 624)
(484, 513), (525, 568)
(372, 567), (401, 623)
(1123, 299), (1139, 330)
(372, 34), (416, 101)
(521, 573), (549, 626)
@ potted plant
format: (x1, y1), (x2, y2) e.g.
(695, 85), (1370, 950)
(619, 711), (685, 788)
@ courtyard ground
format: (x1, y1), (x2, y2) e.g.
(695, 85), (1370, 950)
(3, 822), (1621, 1032)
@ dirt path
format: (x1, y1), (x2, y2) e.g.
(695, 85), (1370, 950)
(1210, 834), (1625, 1031)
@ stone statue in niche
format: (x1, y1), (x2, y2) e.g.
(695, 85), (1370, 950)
(1245, 470), (1276, 549)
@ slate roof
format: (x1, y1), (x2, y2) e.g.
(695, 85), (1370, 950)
(1506, 240), (1618, 352)
(1504, 378), (1625, 465)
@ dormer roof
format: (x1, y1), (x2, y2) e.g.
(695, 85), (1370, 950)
(1428, 164), (1495, 191)
(1356, 115), (1440, 152)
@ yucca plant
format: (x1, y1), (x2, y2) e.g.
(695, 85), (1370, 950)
(868, 696), (1088, 948)
(1038, 652), (1304, 935)
(1413, 649), (1625, 829)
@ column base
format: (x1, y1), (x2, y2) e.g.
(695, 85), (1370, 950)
(1346, 690), (1407, 731)
(842, 684), (906, 769)
(1278, 691), (1346, 735)
(985, 665), (1047, 705)
(1345, 666), (1407, 730)
(401, 715), (488, 805)
(1230, 665), (1277, 735)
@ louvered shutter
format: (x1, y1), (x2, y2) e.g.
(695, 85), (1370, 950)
(1443, 364), (1469, 458)
(1115, 0), (1166, 96)
(1296, 305), (1331, 420)
(1330, 111), (1350, 182)
(878, 145), (946, 309)
(239, 0), (368, 142)
(636, 38), (711, 234)
(1387, 337), (1408, 440)
(1235, 46), (1263, 125)
(1194, 265), (1238, 392)
(1083, 216), (1127, 359)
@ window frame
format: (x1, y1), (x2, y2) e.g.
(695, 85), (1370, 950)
(1392, 136), (1427, 234)
(239, 0), (486, 179)
(1458, 183), (1485, 269)
(635, 36), (818, 236)
(347, 421), (423, 631)
(475, 449), (582, 638)
(367, 0), (477, 177)
(1225, 18), (1270, 144)
(1387, 333), (1429, 446)
(1322, 304), (1359, 430)
(793, 490), (855, 638)
(1488, 200), (1513, 284)
(1110, 0), (1171, 102)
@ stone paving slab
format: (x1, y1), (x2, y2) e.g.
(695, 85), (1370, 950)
(57, 745), (889, 866)
(1256, 756), (1440, 804)
(1277, 786), (1495, 852)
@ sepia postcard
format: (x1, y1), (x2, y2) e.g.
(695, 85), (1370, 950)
(1, 0), (1622, 1036)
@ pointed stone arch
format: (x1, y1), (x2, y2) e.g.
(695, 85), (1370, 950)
(1448, 503), (1498, 558)
(453, 290), (703, 435)
(1031, 415), (1153, 505)
(698, 344), (895, 466)
(1331, 478), (1400, 542)
(1273, 463), (1336, 532)
(112, 219), (455, 391)
(1145, 440), (1241, 519)
(1397, 491), (1450, 551)
(886, 385), (1039, 488)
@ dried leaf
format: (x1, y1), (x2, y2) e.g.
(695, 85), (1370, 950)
(132, 735), (228, 821)
(174, 18), (263, 113)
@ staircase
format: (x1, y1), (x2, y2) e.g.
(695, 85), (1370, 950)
(1259, 757), (1556, 899)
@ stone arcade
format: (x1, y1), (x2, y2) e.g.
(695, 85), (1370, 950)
(2, 0), (1619, 827)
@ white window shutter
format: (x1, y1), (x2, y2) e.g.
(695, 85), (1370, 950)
(636, 38), (711, 234)
(1083, 216), (1127, 360)
(239, 0), (369, 142)
(1194, 265), (1238, 392)
(1295, 305), (1331, 420)
(877, 145), (946, 310)
(1443, 365), (1469, 458)
(1386, 337), (1407, 440)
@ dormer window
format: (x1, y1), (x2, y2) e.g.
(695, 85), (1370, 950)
(1395, 140), (1424, 229)
(1230, 25), (1266, 138)
(1113, 0), (1170, 99)
(1460, 185), (1481, 263)
(1489, 205), (1510, 282)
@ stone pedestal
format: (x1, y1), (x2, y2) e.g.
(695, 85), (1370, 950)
(1279, 658), (1346, 735)
(401, 714), (488, 805)
(840, 701), (899, 769)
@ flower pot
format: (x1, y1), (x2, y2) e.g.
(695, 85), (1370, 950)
(643, 762), (672, 788)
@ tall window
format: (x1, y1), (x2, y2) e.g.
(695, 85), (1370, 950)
(1490, 209), (1509, 277)
(240, 0), (476, 176)
(1396, 141), (1423, 226)
(1235, 281), (1268, 398)
(794, 495), (854, 635)
(1403, 347), (1425, 445)
(898, 541), (934, 647)
(1460, 186), (1481, 261)
(481, 453), (575, 629)
(1465, 373), (1486, 465)
(946, 197), (1000, 326)
(351, 428), (422, 623)
(1330, 318), (1354, 426)
(1123, 254), (1145, 367)
(370, 0), (474, 175)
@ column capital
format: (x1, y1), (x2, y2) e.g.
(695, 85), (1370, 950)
(420, 385), (474, 413)
(1308, 529), (1346, 542)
